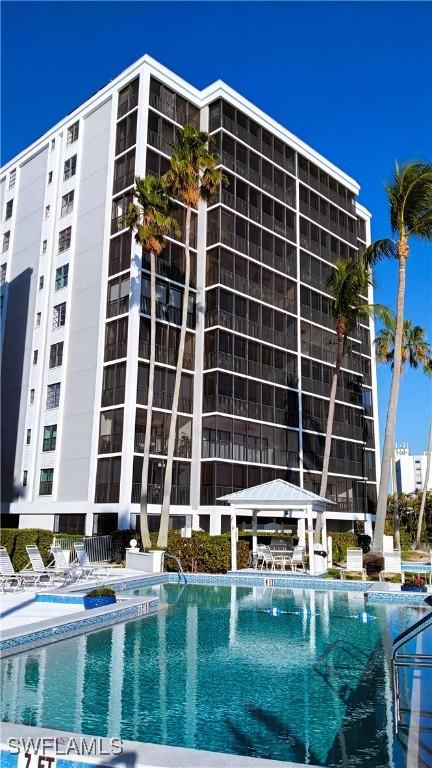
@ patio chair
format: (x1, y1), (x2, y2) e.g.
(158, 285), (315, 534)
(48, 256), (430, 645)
(49, 545), (81, 582)
(340, 548), (367, 581)
(290, 546), (305, 572)
(0, 547), (39, 592)
(379, 550), (405, 584)
(257, 546), (274, 570)
(74, 542), (111, 579)
(272, 554), (289, 571)
(24, 545), (67, 585)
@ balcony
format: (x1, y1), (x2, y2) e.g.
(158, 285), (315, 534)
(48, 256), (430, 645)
(115, 131), (137, 156)
(149, 92), (200, 128)
(101, 386), (125, 407)
(134, 432), (192, 458)
(138, 340), (194, 370)
(202, 440), (298, 467)
(140, 296), (195, 329)
(204, 351), (297, 387)
(106, 296), (129, 318)
(98, 434), (123, 454)
(95, 482), (120, 503)
(118, 92), (138, 119)
(104, 342), (128, 362)
(137, 386), (192, 413)
(131, 482), (190, 505)
(113, 170), (135, 195)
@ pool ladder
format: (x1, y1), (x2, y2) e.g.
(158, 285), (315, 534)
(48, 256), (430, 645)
(391, 603), (432, 754)
(162, 553), (187, 583)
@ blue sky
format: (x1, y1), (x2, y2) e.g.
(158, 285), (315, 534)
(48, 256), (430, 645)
(2, 1), (431, 453)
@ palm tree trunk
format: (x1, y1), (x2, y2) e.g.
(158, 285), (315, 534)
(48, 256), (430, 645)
(373, 239), (408, 552)
(158, 206), (191, 548)
(415, 419), (432, 549)
(139, 250), (155, 550)
(392, 452), (401, 550)
(315, 333), (344, 544)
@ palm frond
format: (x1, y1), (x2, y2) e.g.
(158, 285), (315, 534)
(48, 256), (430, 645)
(374, 311), (432, 372)
(385, 161), (432, 238)
(362, 239), (397, 266)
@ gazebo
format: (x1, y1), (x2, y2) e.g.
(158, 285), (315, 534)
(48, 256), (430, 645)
(218, 479), (333, 575)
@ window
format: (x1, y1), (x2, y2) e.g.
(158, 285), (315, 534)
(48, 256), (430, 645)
(39, 468), (54, 495)
(25, 429), (31, 445)
(61, 190), (74, 217)
(0, 263), (6, 284)
(5, 200), (13, 220)
(49, 341), (63, 368)
(46, 383), (61, 409)
(64, 155), (77, 180)
(36, 312), (41, 327)
(9, 169), (16, 189)
(39, 276), (44, 289)
(45, 205), (50, 219)
(30, 389), (35, 404)
(52, 302), (66, 328)
(2, 232), (10, 253)
(42, 424), (57, 452)
(67, 122), (79, 145)
(48, 171), (53, 184)
(51, 139), (55, 150)
(118, 78), (139, 118)
(58, 226), (71, 253)
(23, 470), (28, 487)
(42, 240), (47, 254)
(33, 350), (38, 365)
(55, 264), (69, 290)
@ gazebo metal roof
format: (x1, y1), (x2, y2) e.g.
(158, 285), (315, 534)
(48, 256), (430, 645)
(218, 479), (333, 506)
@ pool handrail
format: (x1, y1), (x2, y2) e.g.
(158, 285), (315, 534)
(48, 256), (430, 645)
(162, 553), (187, 582)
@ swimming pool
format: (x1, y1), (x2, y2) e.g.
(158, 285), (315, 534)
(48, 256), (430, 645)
(0, 584), (425, 767)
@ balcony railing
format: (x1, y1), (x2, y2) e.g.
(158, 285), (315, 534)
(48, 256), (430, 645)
(95, 482), (120, 503)
(202, 440), (298, 467)
(98, 434), (123, 454)
(204, 351), (297, 387)
(149, 92), (200, 128)
(106, 296), (129, 318)
(104, 341), (128, 362)
(118, 92), (138, 119)
(140, 296), (195, 329)
(101, 386), (125, 407)
(113, 169), (135, 195)
(138, 340), (194, 370)
(131, 483), (190, 505)
(134, 432), (192, 458)
(136, 386), (193, 413)
(115, 131), (137, 156)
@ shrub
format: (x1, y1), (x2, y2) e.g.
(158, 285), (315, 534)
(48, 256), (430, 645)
(364, 552), (384, 576)
(329, 532), (358, 564)
(0, 528), (54, 570)
(86, 586), (116, 597)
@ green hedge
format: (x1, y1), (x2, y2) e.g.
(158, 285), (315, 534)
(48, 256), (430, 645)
(112, 529), (249, 572)
(0, 528), (54, 570)
(329, 532), (358, 564)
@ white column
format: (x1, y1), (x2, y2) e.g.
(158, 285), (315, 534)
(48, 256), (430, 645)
(252, 509), (258, 558)
(307, 506), (315, 575)
(230, 508), (237, 571)
(321, 512), (327, 550)
(364, 515), (373, 539)
(297, 518), (306, 547)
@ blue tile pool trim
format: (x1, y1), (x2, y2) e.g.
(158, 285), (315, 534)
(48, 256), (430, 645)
(35, 593), (86, 604)
(0, 750), (17, 768)
(0, 598), (158, 657)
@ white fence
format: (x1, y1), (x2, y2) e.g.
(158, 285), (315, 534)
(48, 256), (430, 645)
(53, 535), (113, 563)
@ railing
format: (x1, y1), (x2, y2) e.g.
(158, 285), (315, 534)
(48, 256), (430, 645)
(131, 483), (189, 505)
(98, 434), (123, 454)
(392, 608), (432, 735)
(115, 131), (137, 156)
(104, 341), (128, 362)
(118, 92), (138, 119)
(106, 297), (129, 318)
(162, 552), (187, 582)
(113, 169), (135, 195)
(101, 386), (125, 407)
(136, 386), (192, 413)
(138, 340), (194, 370)
(95, 482), (120, 503)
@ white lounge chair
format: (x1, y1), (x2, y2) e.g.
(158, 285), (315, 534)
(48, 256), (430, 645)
(74, 542), (110, 579)
(49, 545), (81, 582)
(290, 546), (305, 572)
(0, 547), (39, 592)
(257, 546), (274, 570)
(25, 544), (67, 585)
(340, 548), (367, 581)
(379, 550), (405, 584)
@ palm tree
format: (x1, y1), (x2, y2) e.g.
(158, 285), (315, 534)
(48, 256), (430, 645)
(125, 175), (179, 550)
(416, 420), (432, 549)
(314, 257), (374, 543)
(157, 126), (225, 548)
(374, 311), (432, 548)
(364, 162), (432, 553)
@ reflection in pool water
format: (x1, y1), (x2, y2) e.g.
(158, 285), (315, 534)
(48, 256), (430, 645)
(0, 584), (422, 767)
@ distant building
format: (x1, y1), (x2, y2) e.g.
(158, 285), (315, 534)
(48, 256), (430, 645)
(394, 444), (432, 494)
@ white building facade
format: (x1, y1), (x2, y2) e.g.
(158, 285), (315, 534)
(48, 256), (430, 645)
(394, 444), (432, 494)
(0, 55), (380, 537)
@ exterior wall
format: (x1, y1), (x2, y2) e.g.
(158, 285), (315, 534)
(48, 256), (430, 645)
(58, 98), (112, 501)
(1, 54), (379, 536)
(395, 448), (432, 494)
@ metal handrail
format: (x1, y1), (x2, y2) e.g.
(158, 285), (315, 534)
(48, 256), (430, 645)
(162, 553), (187, 582)
(392, 604), (432, 734)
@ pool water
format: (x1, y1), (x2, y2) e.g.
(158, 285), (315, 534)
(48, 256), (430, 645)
(0, 584), (425, 767)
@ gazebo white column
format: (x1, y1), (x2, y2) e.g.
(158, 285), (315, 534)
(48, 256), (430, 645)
(306, 505), (315, 576)
(252, 510), (258, 557)
(231, 508), (238, 571)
